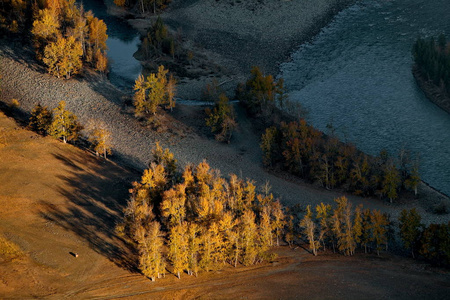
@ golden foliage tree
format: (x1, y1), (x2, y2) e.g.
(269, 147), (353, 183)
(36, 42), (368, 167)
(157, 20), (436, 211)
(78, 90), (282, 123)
(86, 120), (112, 158)
(49, 100), (82, 143)
(43, 35), (83, 79)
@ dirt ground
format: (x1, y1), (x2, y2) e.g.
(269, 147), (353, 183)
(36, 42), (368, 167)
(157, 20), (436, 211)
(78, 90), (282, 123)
(0, 112), (449, 299)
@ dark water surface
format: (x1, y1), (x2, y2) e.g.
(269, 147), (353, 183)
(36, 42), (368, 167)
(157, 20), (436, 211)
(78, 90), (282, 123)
(80, 0), (142, 88)
(281, 0), (450, 196)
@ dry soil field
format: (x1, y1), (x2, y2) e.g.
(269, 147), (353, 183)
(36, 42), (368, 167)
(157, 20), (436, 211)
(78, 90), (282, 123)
(0, 112), (449, 299)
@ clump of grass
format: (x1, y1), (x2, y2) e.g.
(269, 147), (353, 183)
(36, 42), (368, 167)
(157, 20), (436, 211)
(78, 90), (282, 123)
(0, 235), (23, 261)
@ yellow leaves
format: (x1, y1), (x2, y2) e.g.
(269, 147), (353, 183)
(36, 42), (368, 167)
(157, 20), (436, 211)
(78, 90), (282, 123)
(86, 120), (112, 158)
(141, 162), (166, 190)
(161, 183), (186, 226)
(32, 8), (60, 40)
(95, 49), (108, 73)
(88, 16), (108, 52)
(133, 65), (176, 116)
(43, 35), (82, 79)
(114, 0), (127, 7)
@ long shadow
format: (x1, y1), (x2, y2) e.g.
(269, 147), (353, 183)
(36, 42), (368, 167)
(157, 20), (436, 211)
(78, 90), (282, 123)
(40, 150), (141, 273)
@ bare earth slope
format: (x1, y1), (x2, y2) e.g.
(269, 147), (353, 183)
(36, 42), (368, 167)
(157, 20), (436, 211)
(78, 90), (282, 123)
(0, 112), (449, 298)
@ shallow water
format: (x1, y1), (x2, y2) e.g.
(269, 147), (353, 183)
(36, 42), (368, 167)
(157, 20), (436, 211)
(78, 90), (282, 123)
(281, 0), (450, 196)
(79, 0), (142, 88)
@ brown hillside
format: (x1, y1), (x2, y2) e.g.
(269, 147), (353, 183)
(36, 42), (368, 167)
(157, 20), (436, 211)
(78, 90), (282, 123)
(0, 112), (449, 299)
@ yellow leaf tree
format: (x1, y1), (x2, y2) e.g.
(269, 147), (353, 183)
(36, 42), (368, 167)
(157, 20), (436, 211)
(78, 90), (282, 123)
(43, 35), (82, 79)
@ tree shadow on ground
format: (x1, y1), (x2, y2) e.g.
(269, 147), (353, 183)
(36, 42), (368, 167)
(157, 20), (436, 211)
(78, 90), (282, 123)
(40, 150), (141, 273)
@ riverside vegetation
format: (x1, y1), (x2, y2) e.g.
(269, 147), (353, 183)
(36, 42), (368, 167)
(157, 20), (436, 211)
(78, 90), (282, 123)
(412, 34), (450, 112)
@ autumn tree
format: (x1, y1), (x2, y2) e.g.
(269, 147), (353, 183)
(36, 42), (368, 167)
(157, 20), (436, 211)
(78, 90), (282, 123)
(399, 208), (422, 258)
(49, 100), (82, 143)
(29, 103), (53, 135)
(138, 221), (166, 281)
(168, 223), (188, 279)
(133, 65), (175, 116)
(382, 161), (401, 202)
(161, 184), (186, 227)
(43, 35), (83, 79)
(205, 93), (237, 143)
(186, 222), (201, 276)
(300, 205), (318, 256)
(86, 120), (112, 158)
(371, 210), (389, 256)
(360, 208), (373, 253)
(405, 160), (420, 196)
(260, 126), (278, 167)
(316, 202), (332, 250)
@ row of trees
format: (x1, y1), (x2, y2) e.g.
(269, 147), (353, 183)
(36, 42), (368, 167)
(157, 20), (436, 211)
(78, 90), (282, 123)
(114, 0), (171, 14)
(260, 120), (420, 201)
(117, 145), (286, 280)
(29, 101), (112, 158)
(413, 34), (450, 95)
(299, 197), (390, 256)
(133, 65), (177, 117)
(399, 208), (450, 265)
(116, 145), (449, 281)
(0, 0), (108, 79)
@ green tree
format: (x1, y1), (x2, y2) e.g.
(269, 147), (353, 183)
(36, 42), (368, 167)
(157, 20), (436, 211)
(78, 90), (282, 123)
(49, 101), (82, 143)
(399, 208), (422, 258)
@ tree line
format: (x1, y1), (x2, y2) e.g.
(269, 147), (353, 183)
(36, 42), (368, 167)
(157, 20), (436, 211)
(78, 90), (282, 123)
(260, 120), (420, 202)
(114, 0), (171, 14)
(29, 101), (112, 158)
(413, 33), (450, 95)
(0, 0), (108, 79)
(116, 145), (449, 282)
(232, 66), (419, 202)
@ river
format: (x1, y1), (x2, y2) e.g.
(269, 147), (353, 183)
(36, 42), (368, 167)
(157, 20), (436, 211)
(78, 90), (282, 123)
(79, 0), (142, 89)
(85, 0), (450, 196)
(281, 0), (450, 196)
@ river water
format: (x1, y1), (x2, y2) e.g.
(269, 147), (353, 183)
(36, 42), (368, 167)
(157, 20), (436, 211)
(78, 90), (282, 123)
(85, 0), (450, 196)
(79, 0), (142, 89)
(281, 0), (450, 196)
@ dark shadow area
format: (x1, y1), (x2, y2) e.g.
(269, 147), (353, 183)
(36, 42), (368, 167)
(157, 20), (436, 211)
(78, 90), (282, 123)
(0, 36), (46, 74)
(40, 150), (141, 273)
